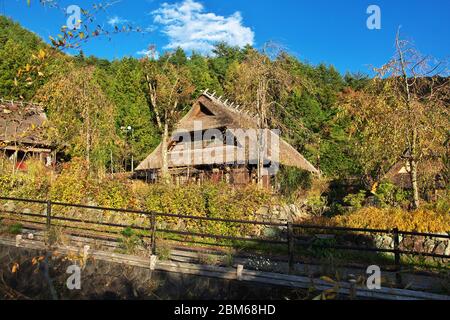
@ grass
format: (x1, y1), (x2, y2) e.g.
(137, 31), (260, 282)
(156, 243), (171, 261)
(198, 253), (220, 266)
(8, 223), (23, 235)
(116, 227), (145, 255)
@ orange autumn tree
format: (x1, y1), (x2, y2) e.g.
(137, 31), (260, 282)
(342, 31), (449, 209)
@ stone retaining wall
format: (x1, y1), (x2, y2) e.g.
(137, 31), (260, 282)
(373, 234), (450, 257)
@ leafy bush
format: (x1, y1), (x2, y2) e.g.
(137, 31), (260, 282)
(305, 195), (328, 216)
(94, 176), (134, 209)
(374, 182), (410, 208)
(118, 227), (144, 254)
(309, 237), (339, 259)
(333, 207), (450, 233)
(8, 223), (23, 235)
(0, 159), (51, 199)
(343, 190), (366, 210)
(145, 182), (276, 238)
(276, 166), (312, 199)
(296, 206), (450, 233)
(426, 190), (450, 215)
(50, 158), (91, 203)
(0, 174), (14, 197)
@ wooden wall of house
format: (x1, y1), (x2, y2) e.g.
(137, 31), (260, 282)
(139, 166), (273, 189)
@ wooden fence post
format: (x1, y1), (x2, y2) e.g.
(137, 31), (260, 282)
(393, 228), (402, 286)
(287, 221), (295, 274)
(150, 212), (157, 256)
(46, 200), (52, 230)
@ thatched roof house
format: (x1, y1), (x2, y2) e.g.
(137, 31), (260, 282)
(0, 98), (55, 166)
(136, 91), (319, 186)
(383, 158), (446, 190)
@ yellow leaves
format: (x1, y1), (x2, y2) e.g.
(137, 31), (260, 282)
(38, 49), (46, 60)
(11, 263), (19, 273)
(370, 182), (379, 195)
(31, 256), (44, 266)
(78, 32), (85, 40)
(320, 276), (336, 284)
(313, 288), (338, 300)
(333, 207), (450, 233)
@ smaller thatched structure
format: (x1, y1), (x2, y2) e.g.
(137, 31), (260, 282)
(0, 98), (55, 167)
(382, 158), (446, 191)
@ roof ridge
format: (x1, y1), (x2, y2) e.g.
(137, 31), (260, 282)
(201, 89), (258, 122)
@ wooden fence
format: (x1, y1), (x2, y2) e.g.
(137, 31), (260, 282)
(0, 196), (449, 283)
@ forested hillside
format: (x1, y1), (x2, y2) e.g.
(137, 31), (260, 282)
(0, 16), (364, 178)
(1, 15), (448, 213)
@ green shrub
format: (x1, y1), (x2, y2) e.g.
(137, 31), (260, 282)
(156, 244), (171, 261)
(375, 182), (409, 208)
(309, 237), (338, 259)
(343, 190), (367, 210)
(50, 158), (91, 203)
(8, 223), (23, 235)
(430, 190), (450, 214)
(276, 166), (312, 199)
(118, 227), (144, 254)
(0, 159), (51, 199)
(306, 194), (328, 216)
(94, 177), (134, 209)
(145, 182), (276, 238)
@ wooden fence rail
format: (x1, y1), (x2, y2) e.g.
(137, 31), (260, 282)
(0, 196), (448, 281)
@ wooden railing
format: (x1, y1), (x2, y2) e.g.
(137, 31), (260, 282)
(0, 196), (449, 283)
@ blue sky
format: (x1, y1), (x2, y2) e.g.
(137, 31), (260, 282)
(3, 0), (450, 74)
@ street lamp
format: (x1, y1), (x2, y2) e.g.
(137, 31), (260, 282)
(121, 125), (134, 173)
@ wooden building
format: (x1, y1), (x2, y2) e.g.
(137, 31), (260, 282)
(0, 98), (56, 169)
(382, 158), (446, 191)
(135, 91), (319, 186)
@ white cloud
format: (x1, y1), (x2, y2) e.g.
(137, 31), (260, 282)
(107, 16), (128, 26)
(137, 48), (160, 59)
(151, 0), (254, 54)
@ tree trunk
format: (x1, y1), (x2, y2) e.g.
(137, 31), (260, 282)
(86, 109), (91, 170)
(409, 158), (420, 210)
(161, 121), (170, 184)
(256, 79), (268, 188)
(409, 129), (420, 209)
(257, 129), (265, 188)
(396, 31), (420, 209)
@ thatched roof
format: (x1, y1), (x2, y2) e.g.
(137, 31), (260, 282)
(383, 158), (445, 189)
(137, 92), (320, 175)
(0, 98), (50, 147)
